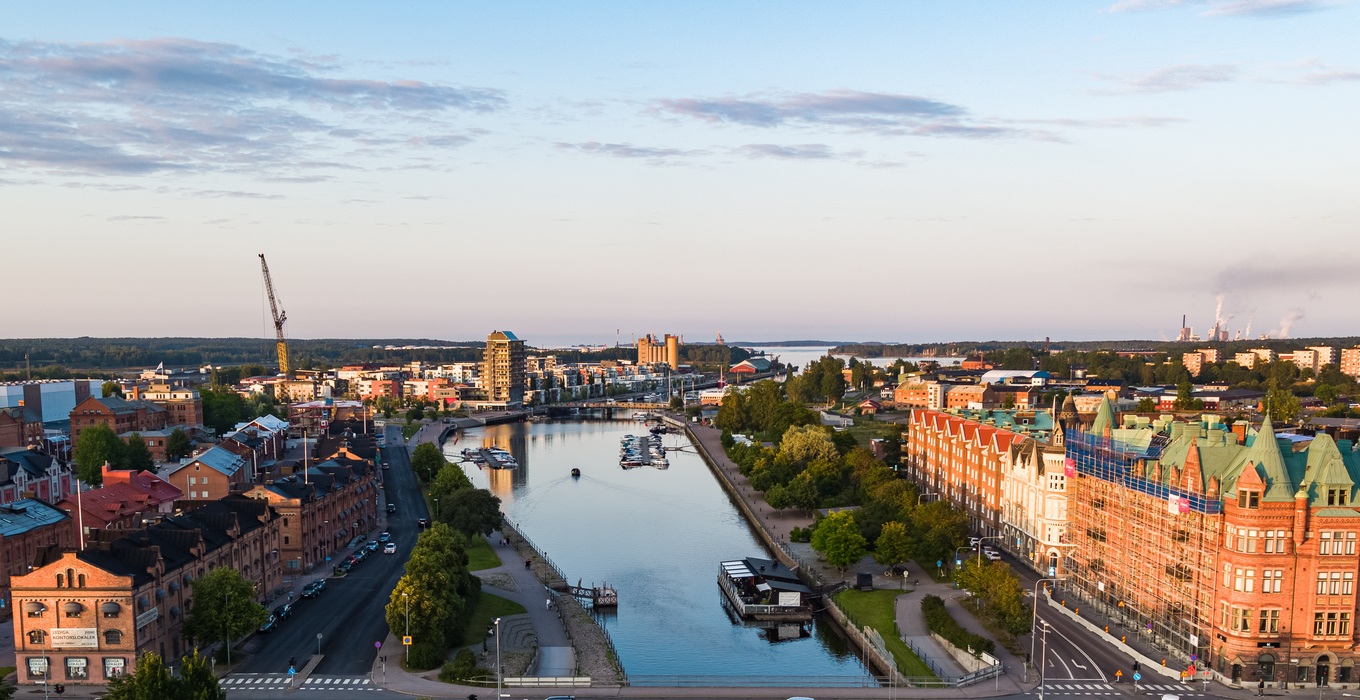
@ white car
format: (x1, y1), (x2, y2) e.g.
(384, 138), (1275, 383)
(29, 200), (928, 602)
(383, 543), (397, 555)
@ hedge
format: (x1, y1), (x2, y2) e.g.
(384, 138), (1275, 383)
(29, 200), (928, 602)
(921, 594), (995, 656)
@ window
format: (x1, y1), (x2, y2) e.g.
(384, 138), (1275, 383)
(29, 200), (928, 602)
(65, 657), (89, 681)
(1349, 532), (1357, 556)
(1315, 612), (1326, 636)
(1239, 489), (1261, 508)
(104, 630), (122, 645)
(1319, 572), (1329, 595)
(27, 630), (45, 645)
(1347, 572), (1355, 595)
(1343, 613), (1353, 637)
(1264, 570), (1283, 593)
(1329, 489), (1348, 506)
(1322, 532), (1333, 555)
(1265, 530), (1287, 554)
(1259, 609), (1280, 634)
(1331, 572), (1344, 595)
(1234, 607), (1252, 633)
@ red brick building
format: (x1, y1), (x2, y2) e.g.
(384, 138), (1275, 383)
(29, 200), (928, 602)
(1066, 404), (1360, 686)
(163, 447), (247, 501)
(57, 465), (183, 535)
(0, 499), (76, 601)
(906, 408), (1022, 537)
(69, 397), (167, 449)
(0, 407), (44, 450)
(9, 495), (282, 686)
(244, 456), (378, 577)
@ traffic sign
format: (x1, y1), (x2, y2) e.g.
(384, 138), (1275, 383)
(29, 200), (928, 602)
(1134, 672), (1142, 681)
(402, 636), (412, 646)
(374, 641), (382, 649)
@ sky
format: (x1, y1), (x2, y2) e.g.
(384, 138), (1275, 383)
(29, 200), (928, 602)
(1, 1), (1357, 346)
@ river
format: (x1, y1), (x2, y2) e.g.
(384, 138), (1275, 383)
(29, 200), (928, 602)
(444, 417), (868, 680)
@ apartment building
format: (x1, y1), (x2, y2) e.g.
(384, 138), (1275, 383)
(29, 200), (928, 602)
(10, 495), (282, 686)
(1342, 348), (1360, 379)
(163, 447), (247, 501)
(1065, 402), (1360, 686)
(483, 331), (526, 406)
(243, 456), (378, 575)
(69, 397), (167, 448)
(905, 408), (1024, 537)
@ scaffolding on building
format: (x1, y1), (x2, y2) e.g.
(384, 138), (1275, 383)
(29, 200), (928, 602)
(1064, 430), (1219, 671)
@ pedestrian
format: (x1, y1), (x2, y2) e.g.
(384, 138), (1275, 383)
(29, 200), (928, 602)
(546, 598), (551, 610)
(1258, 679), (1265, 696)
(524, 560), (530, 570)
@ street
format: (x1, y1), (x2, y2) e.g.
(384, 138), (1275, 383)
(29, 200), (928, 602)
(233, 425), (428, 675)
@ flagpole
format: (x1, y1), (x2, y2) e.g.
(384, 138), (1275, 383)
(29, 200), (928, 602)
(77, 471), (88, 550)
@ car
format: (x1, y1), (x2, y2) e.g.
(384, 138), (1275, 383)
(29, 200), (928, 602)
(337, 561), (353, 574)
(301, 580), (327, 599)
(366, 540), (379, 551)
(354, 549), (370, 562)
(417, 518), (428, 528)
(983, 547), (1002, 562)
(384, 542), (397, 555)
(386, 503), (397, 514)
(273, 603), (293, 620)
(258, 614), (278, 633)
(379, 531), (391, 543)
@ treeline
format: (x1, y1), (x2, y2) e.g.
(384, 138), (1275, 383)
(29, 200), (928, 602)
(836, 337), (1360, 358)
(0, 337), (484, 372)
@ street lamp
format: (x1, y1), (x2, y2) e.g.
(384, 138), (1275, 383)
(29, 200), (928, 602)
(975, 535), (1005, 568)
(494, 617), (502, 699)
(402, 593), (410, 664)
(42, 632), (50, 700)
(1030, 577), (1065, 675)
(224, 587), (231, 665)
(1038, 620), (1051, 700)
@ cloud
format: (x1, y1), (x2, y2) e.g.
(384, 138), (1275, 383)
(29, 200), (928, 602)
(738, 143), (837, 160)
(106, 215), (166, 222)
(1213, 256), (1360, 295)
(1269, 59), (1360, 85)
(1009, 116), (1189, 128)
(0, 37), (505, 176)
(652, 89), (1057, 141)
(1101, 64), (1240, 93)
(554, 141), (707, 160)
(1108, 0), (1337, 16)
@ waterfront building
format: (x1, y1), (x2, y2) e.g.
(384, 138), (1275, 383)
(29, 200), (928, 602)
(1001, 401), (1073, 574)
(905, 408), (1029, 537)
(1065, 400), (1360, 685)
(636, 333), (680, 370)
(483, 331), (526, 406)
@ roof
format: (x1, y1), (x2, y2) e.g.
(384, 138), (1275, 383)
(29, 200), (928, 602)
(0, 499), (69, 537)
(488, 330), (520, 342)
(169, 446), (245, 478)
(980, 370), (1051, 384)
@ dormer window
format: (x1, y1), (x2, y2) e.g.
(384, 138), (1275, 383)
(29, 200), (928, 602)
(1329, 489), (1349, 506)
(1238, 489), (1261, 509)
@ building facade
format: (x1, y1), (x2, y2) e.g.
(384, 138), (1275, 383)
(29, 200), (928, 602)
(636, 333), (680, 369)
(1065, 402), (1360, 686)
(483, 331), (526, 405)
(69, 397), (167, 449)
(905, 408), (1022, 538)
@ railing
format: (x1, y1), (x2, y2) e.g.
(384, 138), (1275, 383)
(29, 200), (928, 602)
(500, 517), (567, 587)
(716, 575), (807, 616)
(626, 675), (893, 688)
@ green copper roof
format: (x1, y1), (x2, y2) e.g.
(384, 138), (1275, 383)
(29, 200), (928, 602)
(1090, 397), (1115, 437)
(1315, 508), (1360, 518)
(1242, 415), (1297, 502)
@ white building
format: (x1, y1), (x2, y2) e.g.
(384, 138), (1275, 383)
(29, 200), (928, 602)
(1000, 428), (1071, 576)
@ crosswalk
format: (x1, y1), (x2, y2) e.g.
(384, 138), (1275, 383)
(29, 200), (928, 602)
(222, 674), (377, 691)
(1024, 681), (1203, 696)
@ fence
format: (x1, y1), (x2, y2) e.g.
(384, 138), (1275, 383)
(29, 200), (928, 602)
(500, 517), (568, 588)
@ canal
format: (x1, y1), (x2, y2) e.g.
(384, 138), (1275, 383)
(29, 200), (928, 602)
(444, 416), (869, 679)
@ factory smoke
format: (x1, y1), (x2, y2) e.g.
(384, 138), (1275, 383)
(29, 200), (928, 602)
(1274, 308), (1305, 339)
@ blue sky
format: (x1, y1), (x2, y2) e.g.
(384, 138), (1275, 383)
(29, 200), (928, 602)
(2, 1), (1357, 345)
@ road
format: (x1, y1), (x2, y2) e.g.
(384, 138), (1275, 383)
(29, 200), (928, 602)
(235, 425), (429, 675)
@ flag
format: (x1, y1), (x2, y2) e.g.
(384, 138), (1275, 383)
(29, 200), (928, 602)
(156, 361), (164, 371)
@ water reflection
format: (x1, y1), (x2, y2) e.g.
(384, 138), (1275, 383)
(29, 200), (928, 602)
(443, 417), (866, 677)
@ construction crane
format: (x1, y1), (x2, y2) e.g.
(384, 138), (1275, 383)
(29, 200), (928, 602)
(258, 253), (289, 376)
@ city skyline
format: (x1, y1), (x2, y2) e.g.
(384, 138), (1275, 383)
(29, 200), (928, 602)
(2, 2), (1358, 343)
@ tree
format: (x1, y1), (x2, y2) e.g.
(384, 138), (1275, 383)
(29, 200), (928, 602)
(199, 386), (247, 436)
(102, 380), (124, 398)
(166, 428), (193, 460)
(429, 462), (473, 504)
(125, 433), (155, 471)
(911, 500), (970, 564)
(1265, 381), (1302, 424)
(1135, 397), (1156, 413)
(778, 424), (838, 466)
(810, 509), (868, 573)
(1172, 379), (1195, 410)
(104, 651), (176, 700)
(178, 648), (226, 700)
(181, 567), (268, 661)
(440, 487), (502, 537)
(386, 523), (481, 669)
(74, 423), (125, 484)
(873, 521), (913, 570)
(410, 442), (446, 483)
(1317, 384), (1341, 407)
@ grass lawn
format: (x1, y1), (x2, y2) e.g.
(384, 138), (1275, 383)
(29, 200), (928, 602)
(464, 591), (528, 645)
(465, 534), (501, 571)
(833, 589), (937, 679)
(401, 422), (421, 440)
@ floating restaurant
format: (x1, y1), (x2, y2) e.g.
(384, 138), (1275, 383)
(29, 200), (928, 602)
(717, 557), (813, 621)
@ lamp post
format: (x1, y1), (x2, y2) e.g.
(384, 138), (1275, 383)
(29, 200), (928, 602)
(42, 632), (50, 700)
(224, 587), (231, 665)
(1030, 577), (1064, 676)
(1038, 620), (1051, 700)
(975, 535), (1005, 567)
(402, 592), (410, 664)
(495, 617), (502, 699)
(433, 498), (439, 523)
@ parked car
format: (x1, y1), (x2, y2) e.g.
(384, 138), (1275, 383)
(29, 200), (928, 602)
(301, 580), (327, 599)
(366, 540), (379, 551)
(379, 531), (391, 543)
(384, 542), (397, 555)
(417, 518), (428, 528)
(274, 603), (293, 620)
(337, 561), (353, 574)
(386, 503), (397, 514)
(354, 549), (370, 562)
(258, 614), (278, 633)
(983, 547), (1001, 562)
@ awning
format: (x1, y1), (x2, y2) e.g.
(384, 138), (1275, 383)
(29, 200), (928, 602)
(168, 581), (180, 593)
(137, 596), (150, 610)
(23, 602), (46, 614)
(155, 589), (166, 601)
(62, 602), (84, 614)
(170, 606), (181, 618)
(100, 602), (122, 614)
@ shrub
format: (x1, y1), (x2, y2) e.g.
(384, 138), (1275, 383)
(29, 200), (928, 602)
(720, 431), (735, 449)
(921, 594), (994, 656)
(438, 648), (479, 682)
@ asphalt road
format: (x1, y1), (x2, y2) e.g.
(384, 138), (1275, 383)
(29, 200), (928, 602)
(1011, 566), (1136, 684)
(236, 425), (428, 674)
